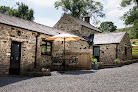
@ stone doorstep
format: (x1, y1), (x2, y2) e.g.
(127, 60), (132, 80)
(104, 64), (117, 68)
(23, 71), (51, 77)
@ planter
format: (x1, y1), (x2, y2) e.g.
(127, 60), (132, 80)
(93, 64), (98, 70)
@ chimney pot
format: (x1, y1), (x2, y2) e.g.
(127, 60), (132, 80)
(84, 13), (90, 23)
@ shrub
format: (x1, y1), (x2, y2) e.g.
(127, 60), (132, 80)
(91, 58), (97, 63)
(114, 59), (120, 63)
(90, 54), (97, 63)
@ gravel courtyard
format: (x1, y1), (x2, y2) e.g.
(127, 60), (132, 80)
(1, 63), (138, 92)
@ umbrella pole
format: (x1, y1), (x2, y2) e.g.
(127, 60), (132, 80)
(63, 37), (65, 71)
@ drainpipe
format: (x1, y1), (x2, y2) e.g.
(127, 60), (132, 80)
(116, 44), (118, 59)
(34, 32), (40, 69)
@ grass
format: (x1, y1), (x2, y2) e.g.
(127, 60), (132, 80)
(131, 39), (138, 56)
(134, 41), (138, 46)
(132, 50), (138, 55)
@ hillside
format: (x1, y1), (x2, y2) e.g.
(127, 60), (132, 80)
(116, 27), (137, 39)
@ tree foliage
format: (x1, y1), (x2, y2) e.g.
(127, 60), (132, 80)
(120, 0), (138, 7)
(54, 0), (105, 24)
(120, 0), (138, 25)
(0, 6), (11, 14)
(98, 21), (117, 32)
(120, 0), (138, 38)
(121, 6), (138, 25)
(0, 2), (34, 21)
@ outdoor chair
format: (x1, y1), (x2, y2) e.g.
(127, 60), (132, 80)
(52, 57), (63, 71)
(66, 56), (78, 70)
(52, 57), (63, 63)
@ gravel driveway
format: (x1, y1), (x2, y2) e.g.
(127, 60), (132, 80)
(1, 63), (138, 92)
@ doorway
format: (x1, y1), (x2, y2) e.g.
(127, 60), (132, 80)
(93, 46), (100, 62)
(9, 41), (21, 75)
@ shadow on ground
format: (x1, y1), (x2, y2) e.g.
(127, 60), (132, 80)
(59, 70), (96, 75)
(0, 76), (32, 87)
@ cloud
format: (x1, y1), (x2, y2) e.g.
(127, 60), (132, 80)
(30, 0), (58, 7)
(95, 0), (134, 28)
(35, 17), (56, 27)
(104, 0), (122, 10)
(15, 0), (58, 7)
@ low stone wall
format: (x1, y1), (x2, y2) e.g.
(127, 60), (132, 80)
(65, 50), (92, 70)
(97, 59), (138, 69)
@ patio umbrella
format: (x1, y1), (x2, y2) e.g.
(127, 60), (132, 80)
(46, 33), (83, 70)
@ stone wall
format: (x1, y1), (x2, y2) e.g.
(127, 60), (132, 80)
(117, 33), (132, 60)
(94, 44), (117, 64)
(52, 40), (89, 58)
(54, 14), (99, 37)
(81, 26), (99, 37)
(0, 23), (56, 75)
(0, 23), (37, 75)
(65, 50), (92, 70)
(36, 34), (52, 68)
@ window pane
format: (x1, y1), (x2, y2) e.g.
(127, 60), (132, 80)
(41, 46), (46, 54)
(47, 46), (51, 52)
(41, 40), (52, 55)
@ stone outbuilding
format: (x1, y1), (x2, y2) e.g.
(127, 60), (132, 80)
(93, 32), (132, 64)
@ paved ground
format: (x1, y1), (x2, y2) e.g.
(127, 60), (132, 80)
(1, 63), (138, 92)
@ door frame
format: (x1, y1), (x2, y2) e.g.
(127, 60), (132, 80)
(9, 41), (21, 75)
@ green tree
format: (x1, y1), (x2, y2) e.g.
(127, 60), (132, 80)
(120, 0), (138, 7)
(0, 6), (11, 14)
(120, 0), (138, 38)
(0, 2), (34, 21)
(98, 21), (117, 32)
(121, 6), (138, 26)
(55, 0), (105, 24)
(15, 2), (34, 21)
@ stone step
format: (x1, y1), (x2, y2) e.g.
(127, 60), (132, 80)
(104, 64), (117, 68)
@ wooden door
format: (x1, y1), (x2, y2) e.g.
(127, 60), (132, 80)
(9, 41), (21, 75)
(93, 46), (100, 62)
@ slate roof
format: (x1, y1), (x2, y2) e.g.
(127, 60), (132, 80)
(64, 14), (102, 32)
(0, 13), (64, 36)
(93, 31), (126, 45)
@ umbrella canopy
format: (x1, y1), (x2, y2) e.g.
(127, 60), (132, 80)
(46, 33), (83, 71)
(46, 33), (83, 41)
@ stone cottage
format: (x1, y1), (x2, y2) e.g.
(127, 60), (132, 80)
(93, 32), (132, 64)
(54, 13), (132, 64)
(0, 13), (90, 75)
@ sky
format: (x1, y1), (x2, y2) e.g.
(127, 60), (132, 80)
(0, 0), (133, 29)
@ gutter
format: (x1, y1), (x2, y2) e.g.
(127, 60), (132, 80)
(34, 32), (40, 69)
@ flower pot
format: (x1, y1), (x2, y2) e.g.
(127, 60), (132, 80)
(93, 64), (98, 70)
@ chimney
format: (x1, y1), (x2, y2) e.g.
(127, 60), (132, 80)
(84, 13), (90, 23)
